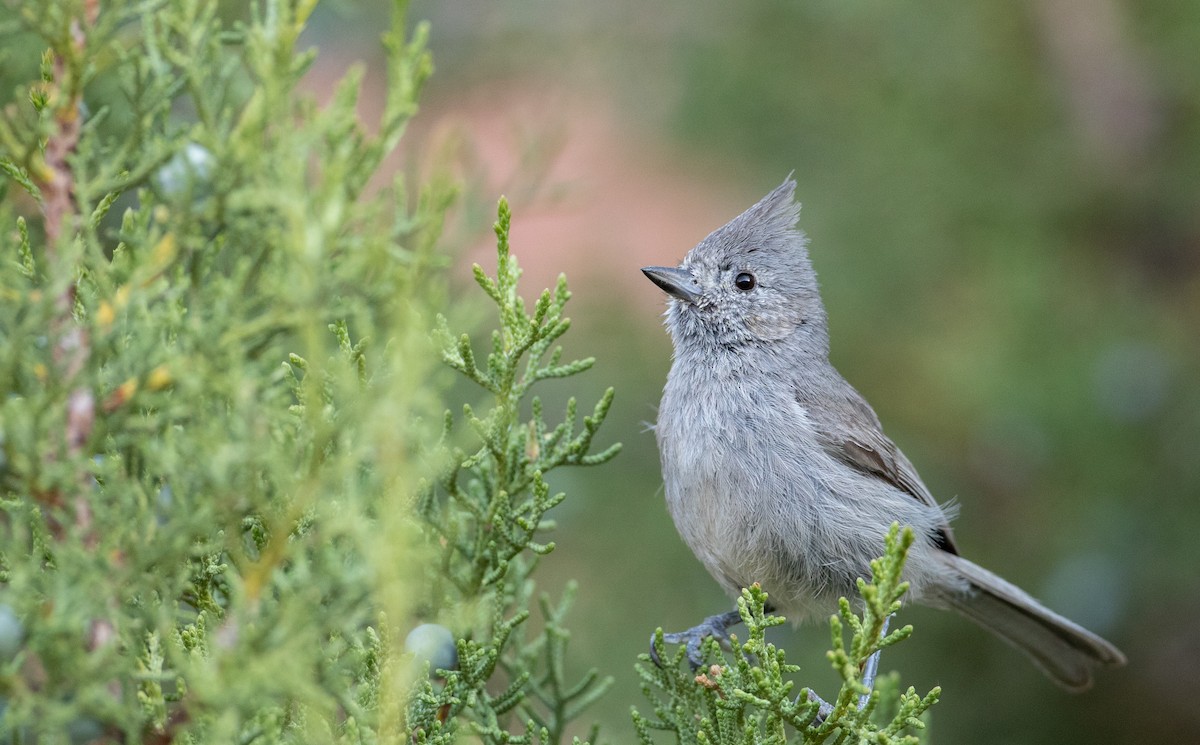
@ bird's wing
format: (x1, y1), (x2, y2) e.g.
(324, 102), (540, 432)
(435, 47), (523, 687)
(800, 376), (959, 554)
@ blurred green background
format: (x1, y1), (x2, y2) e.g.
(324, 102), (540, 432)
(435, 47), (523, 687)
(327, 0), (1196, 742)
(8, 0), (1197, 741)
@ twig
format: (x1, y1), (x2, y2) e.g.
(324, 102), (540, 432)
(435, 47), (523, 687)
(37, 5), (98, 548)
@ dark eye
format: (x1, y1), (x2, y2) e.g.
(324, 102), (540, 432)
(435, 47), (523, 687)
(734, 272), (756, 291)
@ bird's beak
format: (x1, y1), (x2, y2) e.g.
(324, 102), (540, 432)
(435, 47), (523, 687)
(642, 266), (702, 304)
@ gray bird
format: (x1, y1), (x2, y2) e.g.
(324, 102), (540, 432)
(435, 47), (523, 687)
(642, 177), (1126, 691)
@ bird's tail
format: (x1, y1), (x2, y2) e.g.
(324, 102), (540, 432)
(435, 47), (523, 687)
(931, 553), (1126, 691)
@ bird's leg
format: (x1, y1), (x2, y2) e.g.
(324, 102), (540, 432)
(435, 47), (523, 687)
(650, 609), (744, 669)
(857, 614), (891, 710)
(805, 614), (893, 725)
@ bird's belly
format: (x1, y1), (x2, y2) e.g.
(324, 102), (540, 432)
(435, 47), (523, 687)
(657, 404), (860, 619)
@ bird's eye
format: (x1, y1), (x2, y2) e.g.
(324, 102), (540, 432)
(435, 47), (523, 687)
(734, 272), (756, 291)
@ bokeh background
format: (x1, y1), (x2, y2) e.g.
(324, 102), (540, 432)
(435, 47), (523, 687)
(308, 1), (1197, 742)
(5, 0), (1195, 741)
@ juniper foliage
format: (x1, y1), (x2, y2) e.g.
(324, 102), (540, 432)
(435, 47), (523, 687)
(634, 525), (940, 745)
(0, 0), (476, 741)
(405, 199), (621, 745)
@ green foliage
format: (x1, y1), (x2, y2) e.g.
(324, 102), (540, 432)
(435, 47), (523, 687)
(0, 0), (474, 742)
(407, 199), (621, 744)
(1, 2), (622, 739)
(634, 526), (939, 745)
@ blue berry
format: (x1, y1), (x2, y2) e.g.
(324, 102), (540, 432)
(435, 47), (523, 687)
(404, 623), (457, 674)
(154, 143), (215, 200)
(0, 605), (23, 663)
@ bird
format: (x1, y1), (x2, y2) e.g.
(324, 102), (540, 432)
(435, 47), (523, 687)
(641, 176), (1126, 692)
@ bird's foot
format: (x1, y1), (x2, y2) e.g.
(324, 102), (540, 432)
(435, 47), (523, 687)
(805, 616), (891, 724)
(650, 609), (744, 669)
(804, 650), (883, 725)
(806, 689), (835, 724)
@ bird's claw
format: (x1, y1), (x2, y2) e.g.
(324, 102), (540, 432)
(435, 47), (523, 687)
(649, 610), (743, 669)
(806, 689), (834, 724)
(802, 616), (891, 725)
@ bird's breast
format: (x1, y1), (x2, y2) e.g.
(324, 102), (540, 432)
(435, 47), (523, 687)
(655, 361), (832, 603)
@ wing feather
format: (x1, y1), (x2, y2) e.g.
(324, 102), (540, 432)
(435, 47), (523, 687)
(800, 376), (959, 554)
